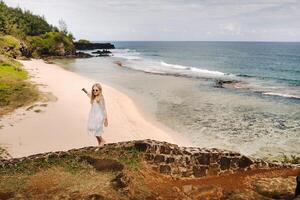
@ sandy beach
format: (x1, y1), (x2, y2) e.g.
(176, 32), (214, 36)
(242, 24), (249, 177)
(0, 59), (191, 158)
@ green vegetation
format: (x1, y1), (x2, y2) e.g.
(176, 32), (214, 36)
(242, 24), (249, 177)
(0, 56), (39, 116)
(27, 32), (75, 57)
(0, 35), (22, 58)
(77, 39), (90, 44)
(0, 1), (56, 38)
(281, 154), (300, 164)
(0, 1), (75, 58)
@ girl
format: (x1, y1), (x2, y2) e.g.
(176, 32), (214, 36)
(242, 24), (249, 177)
(82, 83), (108, 146)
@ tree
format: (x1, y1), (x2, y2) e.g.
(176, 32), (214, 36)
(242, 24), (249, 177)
(58, 18), (68, 34)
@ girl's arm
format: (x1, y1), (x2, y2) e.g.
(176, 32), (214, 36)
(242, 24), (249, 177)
(102, 97), (108, 127)
(102, 97), (108, 119)
(82, 88), (91, 98)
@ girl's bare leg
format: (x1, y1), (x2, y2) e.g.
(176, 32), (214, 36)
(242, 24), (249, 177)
(96, 136), (101, 145)
(99, 136), (106, 146)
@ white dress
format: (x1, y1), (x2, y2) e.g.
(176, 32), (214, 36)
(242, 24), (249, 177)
(87, 93), (107, 136)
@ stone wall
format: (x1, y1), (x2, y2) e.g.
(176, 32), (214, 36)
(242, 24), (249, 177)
(133, 140), (296, 178)
(1, 139), (297, 178)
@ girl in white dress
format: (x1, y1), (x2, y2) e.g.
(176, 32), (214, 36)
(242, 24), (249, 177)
(82, 83), (108, 146)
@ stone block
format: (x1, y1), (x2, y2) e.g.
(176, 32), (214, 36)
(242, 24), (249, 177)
(166, 157), (175, 164)
(160, 164), (171, 174)
(134, 141), (150, 152)
(220, 157), (231, 170)
(207, 163), (220, 176)
(154, 155), (165, 163)
(196, 153), (211, 165)
(238, 156), (253, 168)
(144, 153), (154, 161)
(193, 166), (207, 177)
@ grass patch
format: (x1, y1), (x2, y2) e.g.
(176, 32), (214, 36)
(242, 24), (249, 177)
(0, 164), (120, 199)
(0, 147), (151, 199)
(281, 154), (300, 164)
(0, 154), (92, 175)
(0, 56), (39, 116)
(83, 146), (143, 171)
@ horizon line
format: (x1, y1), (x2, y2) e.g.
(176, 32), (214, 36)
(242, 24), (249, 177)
(91, 40), (300, 43)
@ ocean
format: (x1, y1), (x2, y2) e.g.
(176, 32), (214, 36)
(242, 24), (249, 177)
(54, 41), (300, 159)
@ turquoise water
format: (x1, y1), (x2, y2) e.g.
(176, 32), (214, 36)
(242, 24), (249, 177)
(55, 41), (300, 159)
(111, 41), (300, 99)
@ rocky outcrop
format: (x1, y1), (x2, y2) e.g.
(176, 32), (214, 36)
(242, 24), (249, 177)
(91, 50), (112, 57)
(74, 42), (115, 50)
(42, 52), (92, 60)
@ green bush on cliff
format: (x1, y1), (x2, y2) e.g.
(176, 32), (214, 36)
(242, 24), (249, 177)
(0, 1), (56, 38)
(27, 32), (75, 57)
(0, 1), (75, 58)
(0, 35), (22, 58)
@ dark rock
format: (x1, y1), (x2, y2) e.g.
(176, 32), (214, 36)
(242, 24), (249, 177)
(80, 156), (123, 171)
(134, 141), (151, 152)
(19, 42), (31, 58)
(144, 153), (154, 161)
(160, 164), (171, 174)
(210, 153), (220, 163)
(172, 148), (183, 155)
(214, 79), (240, 88)
(42, 52), (92, 60)
(83, 194), (105, 200)
(74, 51), (93, 58)
(112, 172), (130, 189)
(74, 42), (115, 50)
(238, 156), (253, 168)
(166, 157), (175, 164)
(196, 154), (211, 165)
(91, 50), (112, 57)
(193, 166), (207, 177)
(154, 155), (165, 163)
(185, 157), (191, 165)
(220, 157), (231, 170)
(296, 175), (300, 198)
(159, 145), (172, 154)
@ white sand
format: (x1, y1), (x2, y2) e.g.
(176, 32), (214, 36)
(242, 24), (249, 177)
(0, 59), (191, 158)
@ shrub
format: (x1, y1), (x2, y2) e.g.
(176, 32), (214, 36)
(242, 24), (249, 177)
(77, 39), (90, 44)
(27, 32), (75, 57)
(0, 35), (22, 58)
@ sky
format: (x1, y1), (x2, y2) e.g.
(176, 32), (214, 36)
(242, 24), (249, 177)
(3, 0), (300, 41)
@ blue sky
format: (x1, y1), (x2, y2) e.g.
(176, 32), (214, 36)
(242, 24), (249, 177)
(4, 0), (300, 41)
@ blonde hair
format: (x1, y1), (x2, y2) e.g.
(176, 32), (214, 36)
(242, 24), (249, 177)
(90, 83), (103, 104)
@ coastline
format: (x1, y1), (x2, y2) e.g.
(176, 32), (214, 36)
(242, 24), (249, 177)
(52, 55), (300, 159)
(0, 59), (191, 158)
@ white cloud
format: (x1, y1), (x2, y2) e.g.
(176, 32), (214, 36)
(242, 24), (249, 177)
(3, 0), (300, 41)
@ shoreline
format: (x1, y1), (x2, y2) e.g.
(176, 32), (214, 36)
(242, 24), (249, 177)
(0, 59), (191, 158)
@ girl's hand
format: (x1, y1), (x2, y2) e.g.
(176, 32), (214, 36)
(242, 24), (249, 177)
(104, 118), (108, 127)
(82, 88), (88, 94)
